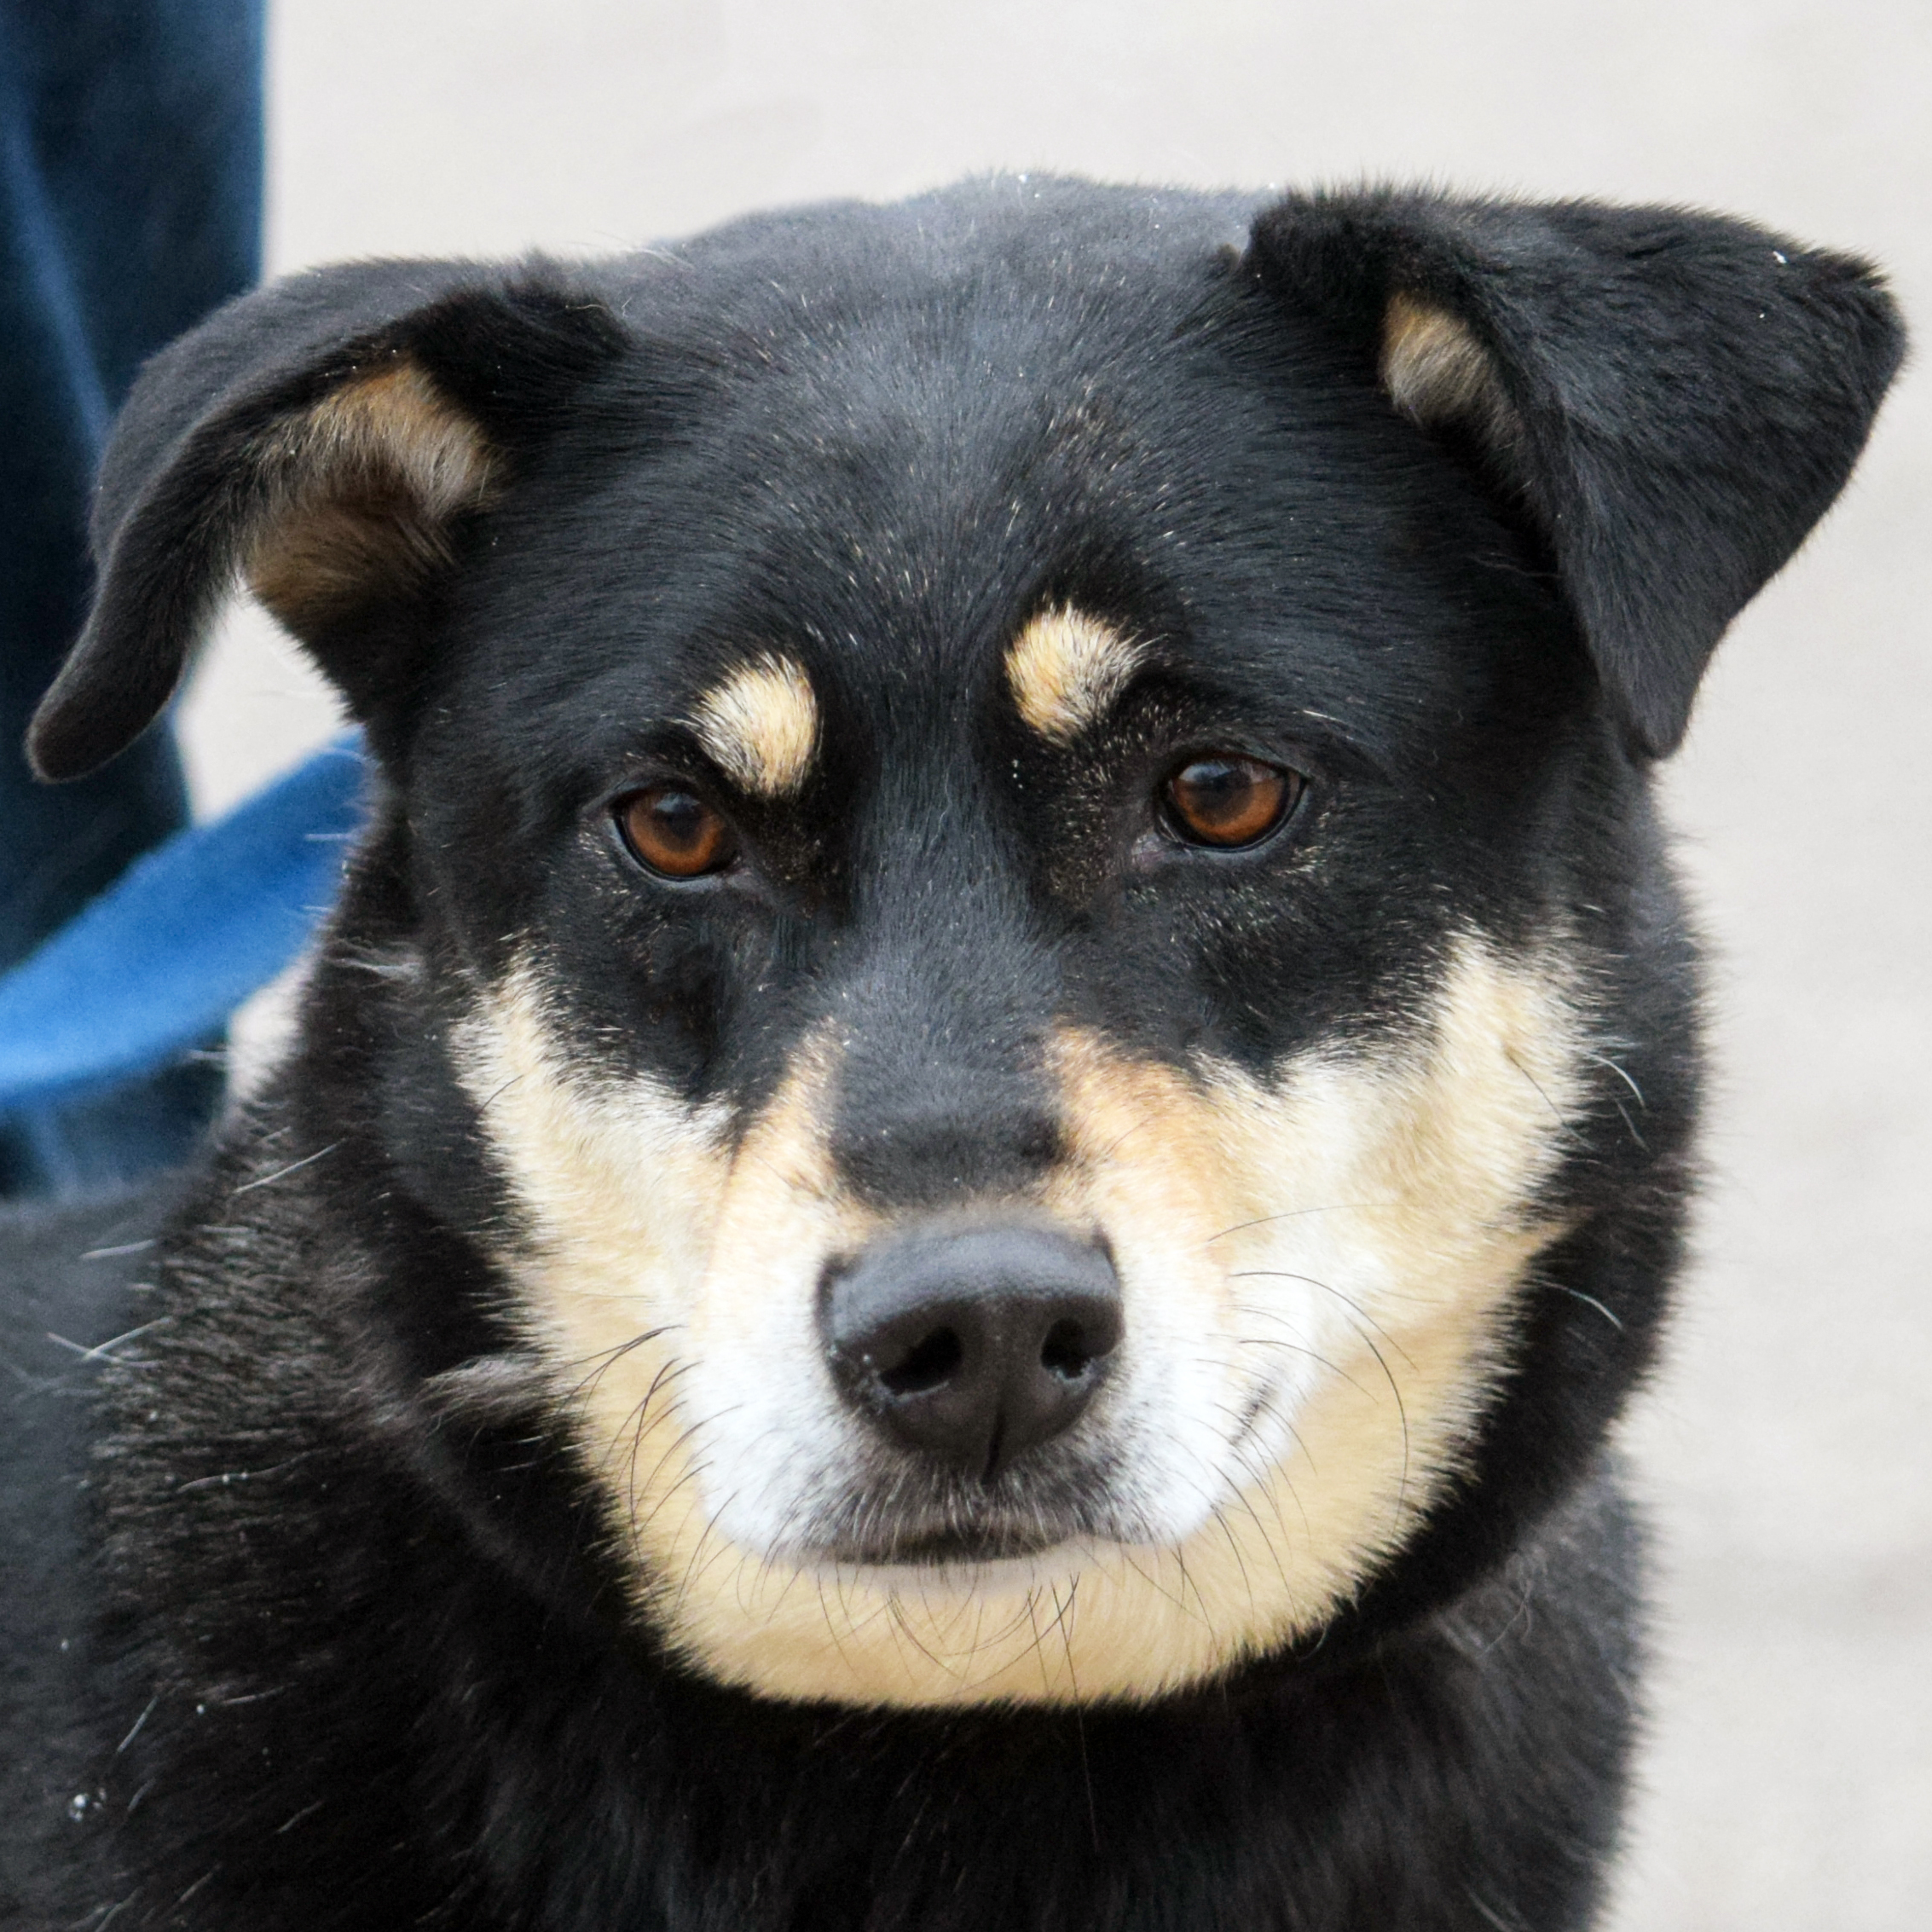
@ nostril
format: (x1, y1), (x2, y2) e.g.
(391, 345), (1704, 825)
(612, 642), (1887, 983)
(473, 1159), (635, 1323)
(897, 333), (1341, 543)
(878, 1327), (963, 1397)
(1040, 1317), (1100, 1381)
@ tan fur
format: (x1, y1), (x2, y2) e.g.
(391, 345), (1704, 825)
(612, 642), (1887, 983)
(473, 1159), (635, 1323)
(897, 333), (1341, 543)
(1380, 291), (1517, 446)
(1004, 606), (1144, 744)
(457, 934), (1585, 1708)
(245, 359), (495, 633)
(690, 657), (820, 797)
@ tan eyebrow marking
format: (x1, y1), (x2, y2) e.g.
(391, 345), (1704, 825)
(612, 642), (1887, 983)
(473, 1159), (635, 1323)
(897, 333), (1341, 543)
(1004, 605), (1145, 745)
(690, 655), (819, 797)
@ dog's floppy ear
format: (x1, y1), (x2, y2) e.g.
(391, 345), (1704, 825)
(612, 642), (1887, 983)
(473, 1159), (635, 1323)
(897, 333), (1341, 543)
(28, 261), (630, 781)
(1247, 191), (1905, 756)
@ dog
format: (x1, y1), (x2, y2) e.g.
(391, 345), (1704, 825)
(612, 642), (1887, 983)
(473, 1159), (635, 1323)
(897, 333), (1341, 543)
(1, 178), (1902, 1929)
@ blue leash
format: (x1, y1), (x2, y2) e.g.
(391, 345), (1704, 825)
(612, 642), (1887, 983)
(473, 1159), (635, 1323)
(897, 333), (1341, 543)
(0, 734), (368, 1115)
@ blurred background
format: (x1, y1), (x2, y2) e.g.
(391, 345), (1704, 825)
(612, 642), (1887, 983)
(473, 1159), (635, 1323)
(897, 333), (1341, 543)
(174, 3), (1929, 1925)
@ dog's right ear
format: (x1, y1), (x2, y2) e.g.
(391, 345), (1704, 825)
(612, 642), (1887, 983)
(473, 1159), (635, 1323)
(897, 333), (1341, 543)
(1246, 191), (1905, 758)
(28, 261), (631, 782)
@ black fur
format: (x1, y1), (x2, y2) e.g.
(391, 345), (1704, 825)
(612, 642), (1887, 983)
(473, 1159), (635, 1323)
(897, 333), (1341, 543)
(2, 179), (1903, 1929)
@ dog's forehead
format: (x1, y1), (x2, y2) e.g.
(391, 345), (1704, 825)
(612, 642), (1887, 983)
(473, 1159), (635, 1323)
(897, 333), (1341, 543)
(452, 205), (1542, 789)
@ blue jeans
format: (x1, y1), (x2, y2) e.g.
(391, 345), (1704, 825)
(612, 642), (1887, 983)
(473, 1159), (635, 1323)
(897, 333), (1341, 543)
(0, 0), (263, 1196)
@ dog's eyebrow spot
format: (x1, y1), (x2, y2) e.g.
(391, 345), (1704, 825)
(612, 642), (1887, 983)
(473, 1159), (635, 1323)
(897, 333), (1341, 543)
(690, 656), (820, 797)
(1004, 606), (1144, 745)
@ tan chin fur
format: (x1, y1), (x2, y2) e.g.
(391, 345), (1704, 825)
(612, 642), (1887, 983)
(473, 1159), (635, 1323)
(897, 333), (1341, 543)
(1004, 605), (1145, 744)
(457, 935), (1583, 1709)
(246, 358), (495, 634)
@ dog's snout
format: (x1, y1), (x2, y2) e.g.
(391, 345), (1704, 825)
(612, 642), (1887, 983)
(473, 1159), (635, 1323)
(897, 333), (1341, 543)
(822, 1223), (1122, 1481)
(830, 1089), (1063, 1207)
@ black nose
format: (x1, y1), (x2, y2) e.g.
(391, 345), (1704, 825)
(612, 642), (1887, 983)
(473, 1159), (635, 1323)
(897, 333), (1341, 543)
(822, 1222), (1123, 1482)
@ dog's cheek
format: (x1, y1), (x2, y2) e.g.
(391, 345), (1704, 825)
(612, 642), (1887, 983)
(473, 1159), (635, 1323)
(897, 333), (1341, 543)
(1169, 933), (1589, 1634)
(447, 969), (871, 1599)
(995, 931), (1589, 1698)
(1035, 1033), (1256, 1533)
(445, 959), (735, 1513)
(648, 1037), (881, 1561)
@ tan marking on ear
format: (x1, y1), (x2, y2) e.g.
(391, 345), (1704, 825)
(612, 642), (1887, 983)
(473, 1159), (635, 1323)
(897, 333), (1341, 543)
(246, 358), (495, 633)
(690, 656), (820, 798)
(456, 935), (1584, 1709)
(1004, 606), (1144, 745)
(1380, 291), (1515, 443)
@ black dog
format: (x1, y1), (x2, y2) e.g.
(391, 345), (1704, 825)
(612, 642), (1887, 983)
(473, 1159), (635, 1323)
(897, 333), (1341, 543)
(2, 179), (1902, 1929)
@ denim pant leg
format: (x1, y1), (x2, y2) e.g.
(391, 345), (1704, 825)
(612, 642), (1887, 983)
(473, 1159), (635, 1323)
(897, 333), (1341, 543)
(0, 0), (263, 1197)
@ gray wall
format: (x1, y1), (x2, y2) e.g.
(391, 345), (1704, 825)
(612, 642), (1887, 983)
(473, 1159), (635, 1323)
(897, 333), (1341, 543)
(180, 6), (1932, 1923)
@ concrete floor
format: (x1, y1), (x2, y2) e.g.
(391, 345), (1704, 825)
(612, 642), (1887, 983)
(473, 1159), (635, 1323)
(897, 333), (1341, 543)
(179, 4), (1932, 1923)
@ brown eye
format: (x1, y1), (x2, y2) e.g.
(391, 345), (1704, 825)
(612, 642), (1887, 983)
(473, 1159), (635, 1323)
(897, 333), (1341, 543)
(617, 786), (737, 878)
(1161, 755), (1300, 848)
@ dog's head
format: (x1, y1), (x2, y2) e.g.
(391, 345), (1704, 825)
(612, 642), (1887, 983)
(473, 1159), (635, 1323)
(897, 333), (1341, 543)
(33, 182), (1900, 1706)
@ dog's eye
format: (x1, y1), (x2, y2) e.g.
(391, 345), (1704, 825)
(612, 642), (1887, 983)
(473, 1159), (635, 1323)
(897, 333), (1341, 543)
(617, 786), (738, 878)
(1160, 756), (1300, 848)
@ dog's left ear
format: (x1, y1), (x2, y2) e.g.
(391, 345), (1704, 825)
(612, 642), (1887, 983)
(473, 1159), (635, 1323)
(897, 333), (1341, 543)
(28, 261), (632, 782)
(1247, 191), (1906, 756)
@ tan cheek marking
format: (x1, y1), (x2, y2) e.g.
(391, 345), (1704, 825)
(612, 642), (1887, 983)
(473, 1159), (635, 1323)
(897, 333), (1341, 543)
(583, 1034), (876, 1609)
(1004, 605), (1144, 745)
(1142, 937), (1585, 1657)
(452, 969), (877, 1635)
(1380, 290), (1514, 443)
(690, 657), (819, 798)
(450, 966), (734, 1405)
(246, 359), (495, 633)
